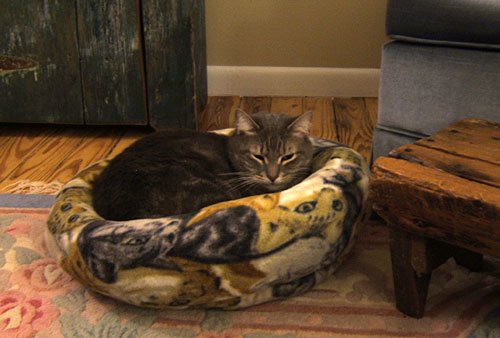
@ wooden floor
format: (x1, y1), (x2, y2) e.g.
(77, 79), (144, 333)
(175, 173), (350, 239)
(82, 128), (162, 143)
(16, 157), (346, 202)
(0, 96), (377, 193)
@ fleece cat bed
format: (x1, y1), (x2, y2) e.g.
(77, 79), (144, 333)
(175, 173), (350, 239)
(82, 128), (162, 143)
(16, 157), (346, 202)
(45, 130), (370, 309)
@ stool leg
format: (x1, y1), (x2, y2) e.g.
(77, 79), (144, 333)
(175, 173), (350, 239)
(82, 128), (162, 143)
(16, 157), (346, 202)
(389, 228), (431, 318)
(452, 248), (483, 272)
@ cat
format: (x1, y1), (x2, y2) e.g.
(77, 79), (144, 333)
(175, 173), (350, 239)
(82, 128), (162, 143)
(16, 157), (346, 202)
(91, 109), (314, 221)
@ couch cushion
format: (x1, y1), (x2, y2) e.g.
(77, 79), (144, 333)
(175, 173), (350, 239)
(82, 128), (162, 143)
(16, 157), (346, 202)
(371, 41), (500, 163)
(386, 0), (500, 50)
(378, 42), (500, 136)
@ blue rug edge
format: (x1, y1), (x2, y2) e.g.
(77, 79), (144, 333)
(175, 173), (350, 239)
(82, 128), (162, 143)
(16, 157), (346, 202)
(0, 194), (55, 209)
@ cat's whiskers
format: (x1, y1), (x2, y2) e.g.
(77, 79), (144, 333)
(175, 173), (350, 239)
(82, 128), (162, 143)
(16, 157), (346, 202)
(222, 165), (311, 194)
(224, 175), (261, 193)
(217, 172), (250, 177)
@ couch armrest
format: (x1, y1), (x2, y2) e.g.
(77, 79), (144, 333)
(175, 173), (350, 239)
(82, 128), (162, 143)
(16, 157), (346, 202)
(386, 0), (500, 50)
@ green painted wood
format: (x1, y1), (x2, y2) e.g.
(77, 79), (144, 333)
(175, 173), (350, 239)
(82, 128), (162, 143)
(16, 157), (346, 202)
(142, 0), (207, 130)
(77, 0), (147, 125)
(0, 0), (83, 124)
(193, 1), (208, 128)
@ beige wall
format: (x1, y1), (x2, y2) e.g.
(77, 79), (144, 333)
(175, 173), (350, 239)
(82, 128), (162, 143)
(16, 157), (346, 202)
(205, 0), (389, 69)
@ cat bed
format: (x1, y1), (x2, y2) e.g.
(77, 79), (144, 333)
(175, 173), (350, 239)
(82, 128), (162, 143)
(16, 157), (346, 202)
(46, 130), (370, 309)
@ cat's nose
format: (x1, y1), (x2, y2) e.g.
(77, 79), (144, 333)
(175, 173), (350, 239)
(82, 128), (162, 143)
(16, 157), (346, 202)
(267, 174), (278, 182)
(266, 167), (280, 182)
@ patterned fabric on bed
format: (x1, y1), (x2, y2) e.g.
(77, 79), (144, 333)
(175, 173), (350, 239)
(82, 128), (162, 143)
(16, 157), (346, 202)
(46, 135), (370, 309)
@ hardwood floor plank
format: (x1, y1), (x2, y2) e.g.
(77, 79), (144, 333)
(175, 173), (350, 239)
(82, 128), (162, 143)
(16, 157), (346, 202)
(0, 126), (59, 182)
(234, 96), (274, 129)
(334, 97), (377, 162)
(0, 128), (90, 190)
(270, 97), (303, 117)
(303, 97), (338, 141)
(198, 96), (240, 131)
(46, 128), (123, 183)
(364, 97), (379, 163)
(239, 97), (272, 114)
(0, 96), (378, 191)
(364, 97), (379, 124)
(106, 128), (151, 159)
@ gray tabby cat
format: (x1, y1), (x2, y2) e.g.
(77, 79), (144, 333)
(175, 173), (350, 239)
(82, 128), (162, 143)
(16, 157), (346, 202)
(91, 110), (314, 220)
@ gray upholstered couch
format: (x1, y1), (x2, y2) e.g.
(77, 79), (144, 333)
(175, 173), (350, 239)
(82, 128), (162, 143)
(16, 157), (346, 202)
(371, 0), (500, 163)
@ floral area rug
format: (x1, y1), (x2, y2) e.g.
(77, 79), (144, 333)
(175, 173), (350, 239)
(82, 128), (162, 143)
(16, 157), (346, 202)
(0, 194), (499, 338)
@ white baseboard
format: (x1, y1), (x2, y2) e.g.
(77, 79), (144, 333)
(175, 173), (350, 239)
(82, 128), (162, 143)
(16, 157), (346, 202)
(207, 66), (380, 97)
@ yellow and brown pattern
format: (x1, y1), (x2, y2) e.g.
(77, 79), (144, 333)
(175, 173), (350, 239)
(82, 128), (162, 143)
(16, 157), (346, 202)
(45, 133), (370, 309)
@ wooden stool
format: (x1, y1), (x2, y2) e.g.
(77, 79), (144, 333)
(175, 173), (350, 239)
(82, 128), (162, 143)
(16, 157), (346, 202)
(370, 119), (500, 318)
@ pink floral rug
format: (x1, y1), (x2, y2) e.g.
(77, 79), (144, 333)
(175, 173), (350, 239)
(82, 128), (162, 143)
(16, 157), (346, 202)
(0, 194), (499, 338)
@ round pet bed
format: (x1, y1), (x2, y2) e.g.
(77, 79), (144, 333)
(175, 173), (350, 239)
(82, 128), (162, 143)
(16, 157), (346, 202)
(46, 131), (370, 309)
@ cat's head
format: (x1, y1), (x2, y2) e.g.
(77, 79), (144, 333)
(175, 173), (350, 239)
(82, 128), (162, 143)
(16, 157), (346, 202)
(226, 110), (314, 194)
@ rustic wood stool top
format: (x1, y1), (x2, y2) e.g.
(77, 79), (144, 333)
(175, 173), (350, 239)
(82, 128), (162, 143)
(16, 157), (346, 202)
(370, 118), (500, 318)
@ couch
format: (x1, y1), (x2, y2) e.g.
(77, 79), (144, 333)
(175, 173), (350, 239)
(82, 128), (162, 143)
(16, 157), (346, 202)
(371, 0), (500, 163)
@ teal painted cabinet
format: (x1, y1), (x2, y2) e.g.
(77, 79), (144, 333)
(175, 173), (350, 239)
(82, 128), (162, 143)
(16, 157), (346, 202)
(0, 0), (207, 129)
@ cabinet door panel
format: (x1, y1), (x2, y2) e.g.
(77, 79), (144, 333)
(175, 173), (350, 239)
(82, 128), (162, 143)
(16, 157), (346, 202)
(142, 0), (207, 129)
(77, 0), (147, 125)
(0, 0), (83, 124)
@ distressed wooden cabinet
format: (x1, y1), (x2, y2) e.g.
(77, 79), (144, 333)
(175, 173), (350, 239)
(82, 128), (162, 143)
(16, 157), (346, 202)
(0, 0), (207, 129)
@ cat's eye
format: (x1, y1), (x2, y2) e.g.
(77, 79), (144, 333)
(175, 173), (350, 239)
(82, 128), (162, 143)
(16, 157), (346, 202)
(252, 154), (265, 162)
(280, 153), (295, 163)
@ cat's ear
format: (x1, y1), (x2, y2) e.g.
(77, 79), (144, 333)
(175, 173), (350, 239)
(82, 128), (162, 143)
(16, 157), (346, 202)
(234, 109), (259, 135)
(288, 111), (313, 136)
